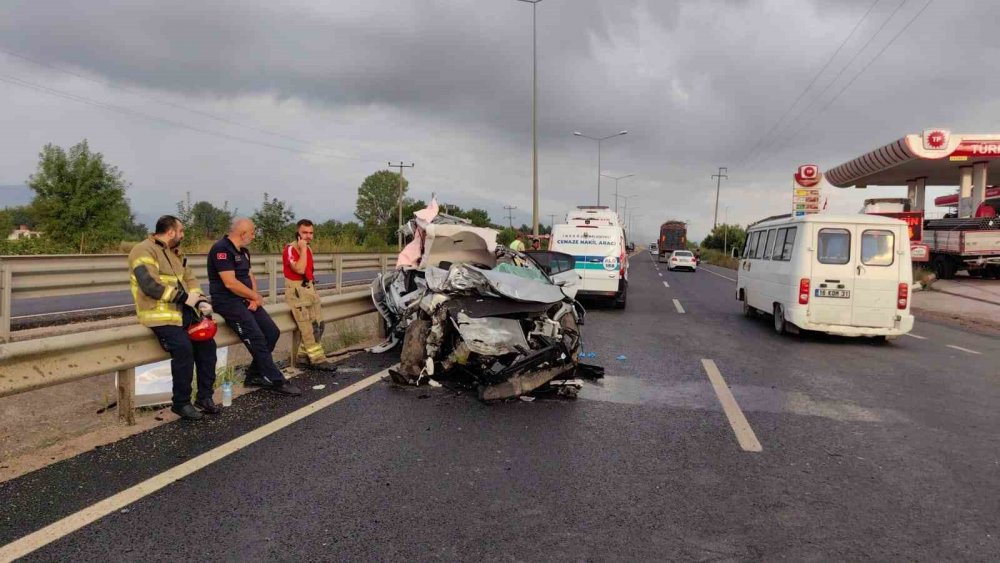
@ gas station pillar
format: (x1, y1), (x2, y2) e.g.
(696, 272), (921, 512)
(959, 166), (974, 218)
(972, 162), (988, 212)
(907, 177), (926, 212)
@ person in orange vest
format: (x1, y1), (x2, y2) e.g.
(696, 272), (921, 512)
(283, 219), (338, 371)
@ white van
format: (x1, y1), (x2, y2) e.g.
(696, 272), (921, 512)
(550, 222), (629, 309)
(736, 213), (914, 340)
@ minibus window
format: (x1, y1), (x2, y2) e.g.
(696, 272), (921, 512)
(818, 229), (851, 264)
(745, 231), (760, 258)
(762, 229), (778, 260)
(754, 230), (770, 258)
(779, 227), (797, 261)
(771, 228), (788, 260)
(862, 230), (894, 266)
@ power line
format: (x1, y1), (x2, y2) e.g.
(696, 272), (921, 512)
(739, 0), (881, 167)
(746, 0), (910, 169)
(0, 46), (351, 154)
(757, 0), (934, 167)
(0, 71), (382, 164)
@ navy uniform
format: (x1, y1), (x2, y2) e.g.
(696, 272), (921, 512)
(207, 236), (298, 394)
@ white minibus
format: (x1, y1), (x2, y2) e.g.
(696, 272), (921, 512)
(736, 213), (914, 340)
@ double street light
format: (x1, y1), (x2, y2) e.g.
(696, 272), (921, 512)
(602, 173), (634, 215)
(573, 129), (628, 206)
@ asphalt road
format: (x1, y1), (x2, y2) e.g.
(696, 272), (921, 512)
(2, 252), (999, 560)
(10, 272), (377, 318)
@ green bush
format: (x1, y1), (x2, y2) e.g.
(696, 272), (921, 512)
(0, 237), (74, 255)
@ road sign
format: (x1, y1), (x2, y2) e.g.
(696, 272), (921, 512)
(792, 165), (823, 215)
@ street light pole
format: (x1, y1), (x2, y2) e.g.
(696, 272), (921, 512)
(574, 130), (628, 206)
(602, 173), (634, 215)
(516, 0), (543, 236)
(723, 205), (730, 257)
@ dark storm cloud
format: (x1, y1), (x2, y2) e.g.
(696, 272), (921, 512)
(2, 0), (998, 240)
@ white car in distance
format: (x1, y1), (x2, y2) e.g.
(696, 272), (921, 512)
(667, 250), (697, 272)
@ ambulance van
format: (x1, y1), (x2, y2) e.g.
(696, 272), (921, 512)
(550, 207), (629, 308)
(736, 213), (914, 340)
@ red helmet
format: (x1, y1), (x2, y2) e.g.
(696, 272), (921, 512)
(187, 318), (218, 341)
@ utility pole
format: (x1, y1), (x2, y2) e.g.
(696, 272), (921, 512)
(503, 205), (518, 229)
(389, 161), (415, 250)
(516, 0), (543, 237)
(712, 166), (728, 229)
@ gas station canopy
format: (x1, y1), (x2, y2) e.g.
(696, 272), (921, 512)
(826, 131), (1000, 187)
(825, 130), (1000, 217)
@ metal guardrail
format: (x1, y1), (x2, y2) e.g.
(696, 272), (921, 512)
(0, 252), (396, 341)
(0, 290), (379, 423)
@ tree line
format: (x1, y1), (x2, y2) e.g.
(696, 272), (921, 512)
(0, 139), (538, 255)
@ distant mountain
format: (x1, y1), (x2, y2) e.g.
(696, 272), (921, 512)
(0, 185), (33, 208)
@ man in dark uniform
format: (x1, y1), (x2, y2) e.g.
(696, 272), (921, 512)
(208, 217), (301, 396)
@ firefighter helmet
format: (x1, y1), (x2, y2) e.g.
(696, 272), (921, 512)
(187, 318), (217, 341)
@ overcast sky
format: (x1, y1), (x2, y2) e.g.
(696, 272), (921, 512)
(0, 0), (994, 242)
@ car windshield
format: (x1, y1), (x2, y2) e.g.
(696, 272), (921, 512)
(493, 254), (552, 285)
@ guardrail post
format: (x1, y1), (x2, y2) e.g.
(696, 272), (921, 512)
(335, 255), (344, 295)
(380, 255), (389, 276)
(268, 255), (279, 304)
(0, 262), (11, 343)
(117, 367), (136, 426)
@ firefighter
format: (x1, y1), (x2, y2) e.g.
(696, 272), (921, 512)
(283, 219), (338, 371)
(129, 215), (219, 421)
(208, 218), (301, 396)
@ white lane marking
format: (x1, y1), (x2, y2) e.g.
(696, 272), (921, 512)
(662, 280), (670, 288)
(905, 333), (927, 340)
(672, 299), (685, 313)
(947, 344), (982, 355)
(701, 267), (737, 282)
(0, 366), (395, 561)
(658, 273), (663, 277)
(701, 359), (763, 453)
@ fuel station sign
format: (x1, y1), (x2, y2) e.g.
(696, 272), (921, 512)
(792, 164), (822, 216)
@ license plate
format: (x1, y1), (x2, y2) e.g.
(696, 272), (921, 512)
(815, 289), (850, 298)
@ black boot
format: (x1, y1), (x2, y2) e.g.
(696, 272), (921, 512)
(195, 399), (222, 415)
(269, 381), (302, 396)
(171, 403), (204, 421)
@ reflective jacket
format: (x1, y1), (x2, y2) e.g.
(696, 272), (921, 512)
(128, 236), (202, 327)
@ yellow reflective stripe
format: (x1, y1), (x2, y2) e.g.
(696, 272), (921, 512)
(159, 274), (180, 283)
(305, 344), (324, 353)
(189, 288), (203, 295)
(162, 286), (176, 302)
(130, 256), (157, 270)
(138, 310), (181, 322)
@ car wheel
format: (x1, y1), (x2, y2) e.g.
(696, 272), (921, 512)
(559, 313), (581, 362)
(773, 303), (786, 335)
(614, 288), (627, 309)
(742, 294), (755, 318)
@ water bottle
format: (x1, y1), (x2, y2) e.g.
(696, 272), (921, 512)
(221, 382), (233, 407)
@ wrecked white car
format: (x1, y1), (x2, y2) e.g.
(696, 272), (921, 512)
(369, 202), (591, 401)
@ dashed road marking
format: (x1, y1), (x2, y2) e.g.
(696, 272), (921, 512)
(658, 272), (662, 277)
(947, 344), (981, 355)
(662, 280), (669, 288)
(701, 359), (762, 453)
(672, 299), (685, 313)
(0, 366), (395, 562)
(905, 333), (927, 340)
(700, 267), (737, 282)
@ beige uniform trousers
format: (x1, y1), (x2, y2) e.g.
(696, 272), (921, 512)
(285, 279), (325, 363)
